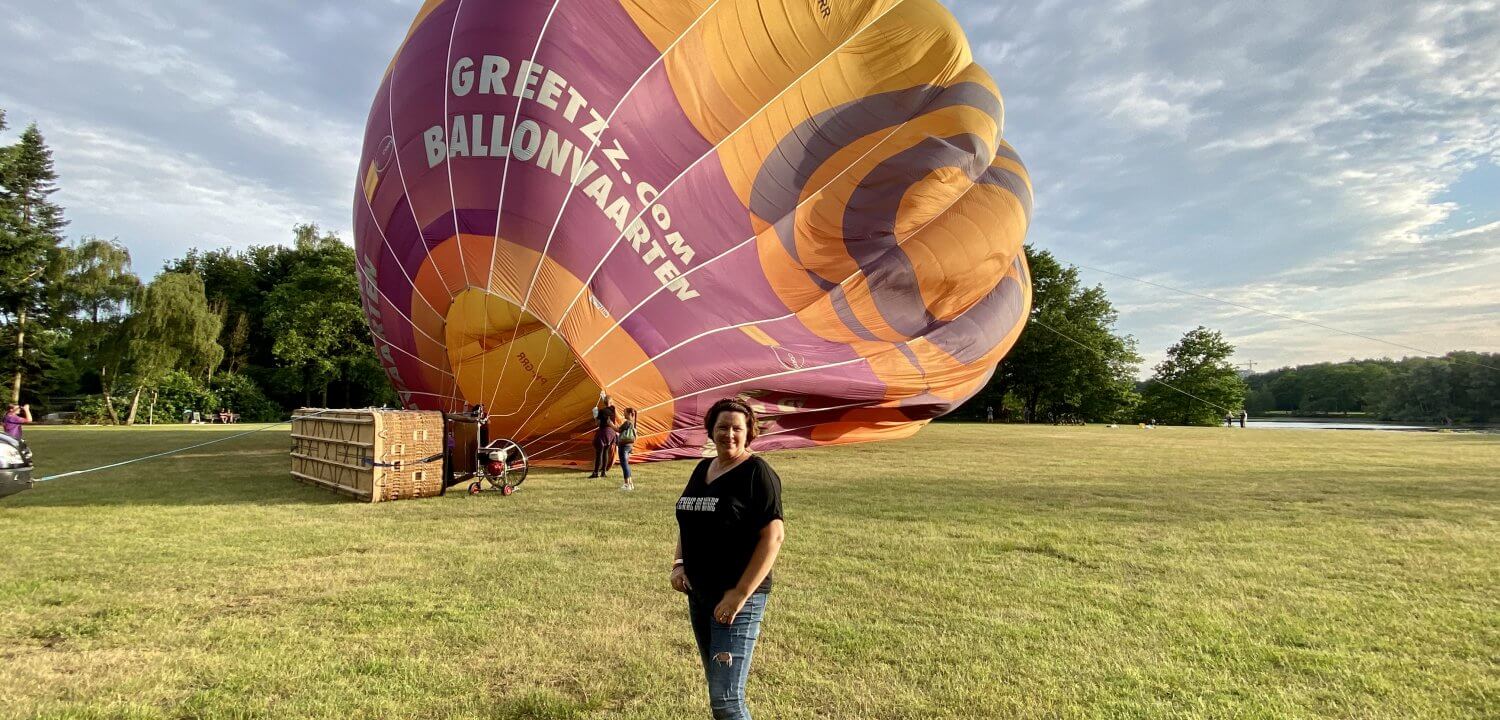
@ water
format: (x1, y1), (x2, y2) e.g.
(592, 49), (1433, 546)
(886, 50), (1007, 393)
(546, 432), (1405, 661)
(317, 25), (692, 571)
(1247, 419), (1442, 432)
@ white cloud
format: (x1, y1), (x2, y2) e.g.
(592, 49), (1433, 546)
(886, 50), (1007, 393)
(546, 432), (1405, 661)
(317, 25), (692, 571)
(1082, 73), (1221, 136)
(945, 0), (1500, 370)
(0, 0), (1494, 373)
(44, 120), (326, 251)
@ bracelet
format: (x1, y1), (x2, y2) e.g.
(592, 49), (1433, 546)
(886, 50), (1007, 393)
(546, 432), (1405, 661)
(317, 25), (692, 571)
(672, 559), (685, 567)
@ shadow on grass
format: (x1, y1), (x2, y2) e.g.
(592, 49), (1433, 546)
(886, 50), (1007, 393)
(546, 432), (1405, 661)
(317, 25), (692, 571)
(8, 465), (584, 508)
(8, 426), (580, 508)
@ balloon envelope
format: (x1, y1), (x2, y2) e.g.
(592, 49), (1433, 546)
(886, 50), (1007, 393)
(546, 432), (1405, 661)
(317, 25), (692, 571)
(355, 0), (1033, 463)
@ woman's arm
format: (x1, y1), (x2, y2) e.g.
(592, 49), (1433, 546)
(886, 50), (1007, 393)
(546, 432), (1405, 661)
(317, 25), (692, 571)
(714, 520), (784, 621)
(670, 537), (692, 593)
(734, 520), (785, 594)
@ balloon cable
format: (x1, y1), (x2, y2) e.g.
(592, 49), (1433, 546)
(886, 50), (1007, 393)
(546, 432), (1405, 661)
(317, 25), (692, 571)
(1073, 263), (1500, 372)
(1030, 318), (1241, 415)
(28, 409), (339, 484)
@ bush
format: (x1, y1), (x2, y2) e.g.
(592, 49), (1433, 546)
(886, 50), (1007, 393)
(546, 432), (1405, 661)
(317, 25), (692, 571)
(67, 372), (283, 425)
(73, 395), (116, 424)
(151, 371), (221, 423)
(211, 373), (283, 422)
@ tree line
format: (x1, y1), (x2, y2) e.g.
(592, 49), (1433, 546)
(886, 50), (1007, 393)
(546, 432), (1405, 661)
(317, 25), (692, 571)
(0, 110), (392, 424)
(1244, 354), (1500, 423)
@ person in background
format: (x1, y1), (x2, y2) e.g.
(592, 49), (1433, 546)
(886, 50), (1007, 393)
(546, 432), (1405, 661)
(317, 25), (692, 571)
(1239, 410), (1247, 428)
(617, 408), (638, 491)
(671, 398), (785, 720)
(590, 394), (617, 478)
(4, 404), (32, 439)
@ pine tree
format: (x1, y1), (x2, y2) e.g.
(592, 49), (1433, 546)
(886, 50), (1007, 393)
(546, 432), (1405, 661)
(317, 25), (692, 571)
(0, 122), (68, 403)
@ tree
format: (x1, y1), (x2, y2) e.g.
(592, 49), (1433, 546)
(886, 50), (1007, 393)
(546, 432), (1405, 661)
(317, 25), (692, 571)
(120, 273), (224, 423)
(62, 238), (140, 331)
(975, 246), (1141, 422)
(165, 245), (264, 371)
(1451, 352), (1500, 423)
(263, 225), (380, 407)
(1267, 370), (1304, 411)
(48, 238), (141, 420)
(1140, 327), (1247, 426)
(0, 122), (68, 403)
(164, 225), (397, 412)
(1244, 354), (1498, 423)
(1246, 386), (1277, 414)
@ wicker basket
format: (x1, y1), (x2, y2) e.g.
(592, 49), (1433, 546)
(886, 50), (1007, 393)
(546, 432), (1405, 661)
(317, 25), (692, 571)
(290, 408), (445, 502)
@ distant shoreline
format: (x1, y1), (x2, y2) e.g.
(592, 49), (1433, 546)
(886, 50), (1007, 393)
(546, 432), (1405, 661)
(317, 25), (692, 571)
(1248, 418), (1499, 433)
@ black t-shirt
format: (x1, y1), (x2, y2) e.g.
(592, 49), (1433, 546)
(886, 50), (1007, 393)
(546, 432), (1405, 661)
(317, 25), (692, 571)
(676, 455), (784, 596)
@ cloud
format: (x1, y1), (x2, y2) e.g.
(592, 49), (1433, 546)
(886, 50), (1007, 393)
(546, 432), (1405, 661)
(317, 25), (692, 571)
(1082, 73), (1222, 137)
(0, 0), (406, 270)
(945, 0), (1500, 370)
(0, 0), (1494, 373)
(41, 119), (321, 257)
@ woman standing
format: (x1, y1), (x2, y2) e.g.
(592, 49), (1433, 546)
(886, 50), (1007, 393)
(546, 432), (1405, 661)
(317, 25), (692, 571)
(3, 404), (32, 439)
(589, 394), (617, 478)
(670, 398), (785, 720)
(616, 408), (638, 491)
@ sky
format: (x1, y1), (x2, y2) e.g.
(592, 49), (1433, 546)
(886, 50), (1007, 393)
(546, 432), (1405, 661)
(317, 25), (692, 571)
(0, 0), (1496, 374)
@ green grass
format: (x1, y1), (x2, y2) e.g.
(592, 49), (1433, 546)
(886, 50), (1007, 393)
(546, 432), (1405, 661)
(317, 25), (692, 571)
(1, 423), (1496, 719)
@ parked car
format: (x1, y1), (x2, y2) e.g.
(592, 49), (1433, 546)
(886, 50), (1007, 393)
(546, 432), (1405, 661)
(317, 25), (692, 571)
(0, 432), (34, 499)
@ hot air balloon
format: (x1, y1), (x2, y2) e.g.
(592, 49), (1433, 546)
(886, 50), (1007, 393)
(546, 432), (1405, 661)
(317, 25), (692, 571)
(354, 0), (1033, 464)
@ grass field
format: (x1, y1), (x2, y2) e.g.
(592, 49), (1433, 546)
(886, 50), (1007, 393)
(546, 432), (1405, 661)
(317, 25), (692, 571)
(1, 423), (1496, 719)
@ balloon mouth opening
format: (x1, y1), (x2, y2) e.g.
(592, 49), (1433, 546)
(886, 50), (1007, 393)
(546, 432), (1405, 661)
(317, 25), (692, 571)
(445, 288), (601, 447)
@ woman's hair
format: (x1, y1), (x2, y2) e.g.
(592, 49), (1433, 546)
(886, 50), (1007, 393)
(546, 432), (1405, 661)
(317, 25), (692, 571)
(704, 397), (758, 442)
(625, 407), (637, 420)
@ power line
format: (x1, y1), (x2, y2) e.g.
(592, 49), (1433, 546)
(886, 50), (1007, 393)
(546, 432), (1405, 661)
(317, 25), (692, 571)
(1030, 318), (1239, 416)
(1073, 263), (1500, 372)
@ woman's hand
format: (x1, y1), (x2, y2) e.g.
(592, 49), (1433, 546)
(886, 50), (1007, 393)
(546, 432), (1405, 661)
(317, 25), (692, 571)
(713, 587), (751, 624)
(670, 564), (692, 594)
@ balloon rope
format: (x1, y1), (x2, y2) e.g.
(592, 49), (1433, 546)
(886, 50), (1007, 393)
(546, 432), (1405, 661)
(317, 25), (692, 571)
(386, 43), (454, 312)
(521, 160), (1009, 453)
(478, 0), (565, 416)
(507, 362), (585, 441)
(482, 0), (725, 420)
(28, 409), (343, 484)
(352, 262), (458, 377)
(1030, 319), (1239, 415)
(541, 0), (915, 370)
(358, 184), (456, 335)
(1070, 263), (1500, 373)
(515, 1), (932, 447)
(440, 0), (473, 290)
(355, 194), (466, 410)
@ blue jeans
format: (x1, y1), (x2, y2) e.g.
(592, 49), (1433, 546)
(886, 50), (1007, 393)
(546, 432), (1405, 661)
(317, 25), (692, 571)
(591, 441), (610, 475)
(687, 590), (768, 720)
(617, 444), (633, 480)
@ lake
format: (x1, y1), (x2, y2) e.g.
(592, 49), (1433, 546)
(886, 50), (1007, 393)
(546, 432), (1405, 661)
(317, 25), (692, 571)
(1248, 419), (1449, 432)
